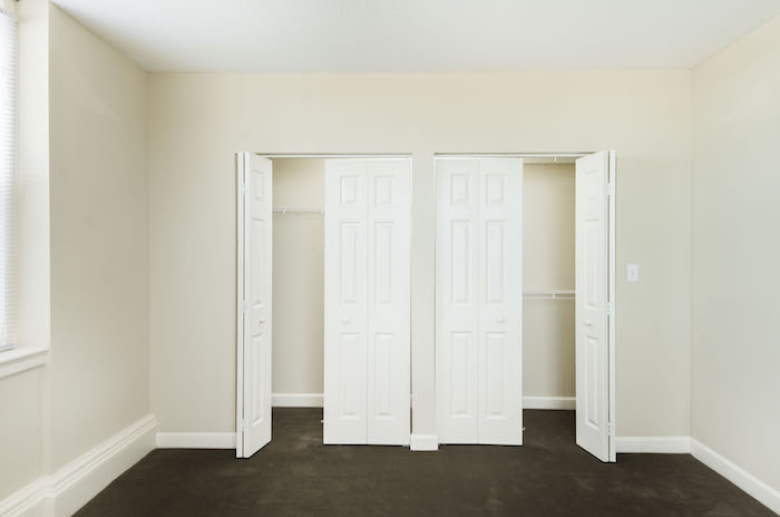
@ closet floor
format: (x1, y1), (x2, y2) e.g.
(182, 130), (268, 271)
(74, 408), (773, 517)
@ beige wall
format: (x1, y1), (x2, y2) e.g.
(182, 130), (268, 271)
(148, 71), (692, 438)
(48, 4), (150, 469)
(1, 3), (151, 501)
(523, 164), (575, 398)
(692, 15), (780, 491)
(271, 158), (324, 395)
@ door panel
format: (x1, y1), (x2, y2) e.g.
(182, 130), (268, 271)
(436, 157), (523, 445)
(324, 159), (411, 445)
(324, 162), (368, 444)
(237, 153), (273, 458)
(366, 162), (411, 445)
(575, 150), (614, 462)
(437, 160), (480, 443)
(477, 159), (523, 445)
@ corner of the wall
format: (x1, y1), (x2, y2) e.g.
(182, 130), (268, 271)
(0, 413), (157, 517)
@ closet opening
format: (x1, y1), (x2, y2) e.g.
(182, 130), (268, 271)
(236, 154), (413, 458)
(269, 158), (326, 454)
(434, 152), (616, 462)
(522, 157), (579, 452)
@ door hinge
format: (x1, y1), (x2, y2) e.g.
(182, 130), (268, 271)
(242, 301), (248, 313)
(241, 185), (248, 196)
(606, 302), (612, 316)
(607, 422), (614, 436)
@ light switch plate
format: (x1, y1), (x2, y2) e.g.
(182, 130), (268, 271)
(627, 263), (639, 282)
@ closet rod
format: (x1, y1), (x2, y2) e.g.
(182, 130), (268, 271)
(272, 207), (324, 214)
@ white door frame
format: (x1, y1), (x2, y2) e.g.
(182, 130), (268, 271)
(236, 152), (413, 454)
(433, 151), (617, 456)
(236, 151), (616, 455)
(608, 150), (617, 462)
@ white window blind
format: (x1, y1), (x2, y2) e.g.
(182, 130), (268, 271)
(0, 8), (18, 353)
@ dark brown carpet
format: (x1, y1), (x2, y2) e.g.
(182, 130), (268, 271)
(74, 409), (774, 517)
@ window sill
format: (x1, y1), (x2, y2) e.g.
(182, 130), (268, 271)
(0, 347), (49, 379)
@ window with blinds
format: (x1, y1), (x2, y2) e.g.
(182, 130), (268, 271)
(0, 8), (18, 353)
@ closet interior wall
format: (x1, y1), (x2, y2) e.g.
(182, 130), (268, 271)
(523, 163), (576, 401)
(271, 158), (325, 400)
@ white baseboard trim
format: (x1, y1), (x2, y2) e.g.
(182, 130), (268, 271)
(0, 413), (157, 517)
(0, 479), (49, 517)
(616, 436), (691, 454)
(272, 393), (324, 408)
(523, 396), (575, 410)
(156, 432), (236, 449)
(692, 439), (780, 515)
(410, 434), (439, 451)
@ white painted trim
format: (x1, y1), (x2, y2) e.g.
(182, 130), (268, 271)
(156, 432), (236, 449)
(692, 439), (780, 515)
(435, 153), (589, 158)
(410, 434), (439, 451)
(51, 414), (157, 517)
(615, 436), (691, 454)
(523, 396), (575, 410)
(235, 152), (246, 459)
(256, 153), (411, 159)
(0, 347), (48, 379)
(272, 393), (324, 407)
(607, 150), (617, 463)
(0, 413), (157, 517)
(0, 478), (48, 517)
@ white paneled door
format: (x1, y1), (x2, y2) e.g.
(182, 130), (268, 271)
(575, 151), (616, 462)
(236, 153), (273, 458)
(436, 157), (523, 445)
(324, 158), (411, 446)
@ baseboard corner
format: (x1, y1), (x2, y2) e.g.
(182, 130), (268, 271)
(0, 413), (157, 517)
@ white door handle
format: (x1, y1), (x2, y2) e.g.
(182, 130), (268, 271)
(342, 317), (351, 325)
(259, 319), (265, 326)
(584, 320), (593, 328)
(497, 317), (507, 324)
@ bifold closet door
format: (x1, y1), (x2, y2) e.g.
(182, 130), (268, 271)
(575, 150), (616, 462)
(323, 159), (411, 445)
(236, 153), (273, 458)
(436, 157), (523, 445)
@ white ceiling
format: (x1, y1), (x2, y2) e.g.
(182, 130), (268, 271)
(51, 0), (780, 72)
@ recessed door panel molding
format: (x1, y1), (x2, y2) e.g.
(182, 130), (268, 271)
(575, 150), (616, 463)
(236, 153), (273, 458)
(366, 160), (411, 445)
(324, 161), (369, 444)
(436, 157), (523, 446)
(324, 158), (411, 446)
(476, 159), (523, 445)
